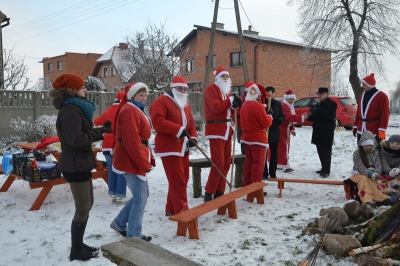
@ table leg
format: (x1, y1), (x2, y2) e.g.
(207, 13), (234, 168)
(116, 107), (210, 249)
(0, 174), (17, 192)
(29, 184), (53, 211)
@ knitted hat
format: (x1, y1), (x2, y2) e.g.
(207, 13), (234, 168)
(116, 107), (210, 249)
(245, 81), (261, 101)
(170, 76), (188, 88)
(361, 73), (376, 88)
(388, 135), (400, 145)
(52, 73), (84, 91)
(213, 66), (229, 80)
(115, 90), (125, 100)
(126, 82), (149, 100)
(284, 90), (296, 100)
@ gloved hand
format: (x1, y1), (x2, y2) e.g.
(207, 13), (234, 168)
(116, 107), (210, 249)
(231, 94), (242, 109)
(187, 138), (197, 148)
(368, 171), (380, 181)
(389, 168), (400, 177)
(352, 128), (357, 137)
(179, 129), (190, 138)
(378, 130), (386, 140)
(101, 120), (113, 133)
(150, 158), (156, 167)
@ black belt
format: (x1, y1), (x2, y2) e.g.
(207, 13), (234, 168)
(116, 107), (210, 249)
(62, 146), (91, 153)
(206, 119), (232, 124)
(118, 138), (148, 146)
(361, 118), (380, 122)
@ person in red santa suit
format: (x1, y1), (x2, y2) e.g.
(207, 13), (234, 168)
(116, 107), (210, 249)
(150, 76), (198, 216)
(277, 90), (307, 172)
(353, 73), (390, 151)
(240, 82), (272, 187)
(94, 90), (127, 204)
(203, 66), (242, 202)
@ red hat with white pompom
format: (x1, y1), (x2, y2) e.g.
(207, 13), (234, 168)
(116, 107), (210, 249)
(284, 90), (296, 100)
(361, 73), (376, 88)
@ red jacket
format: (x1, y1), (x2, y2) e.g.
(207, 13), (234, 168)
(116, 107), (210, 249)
(204, 83), (233, 140)
(353, 90), (390, 135)
(240, 101), (272, 146)
(112, 102), (153, 177)
(94, 102), (119, 151)
(281, 101), (304, 132)
(150, 94), (198, 157)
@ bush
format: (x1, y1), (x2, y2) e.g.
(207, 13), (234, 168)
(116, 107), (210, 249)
(0, 135), (20, 156)
(193, 111), (204, 132)
(10, 115), (57, 143)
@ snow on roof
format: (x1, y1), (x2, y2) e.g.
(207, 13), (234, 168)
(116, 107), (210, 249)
(96, 47), (115, 62)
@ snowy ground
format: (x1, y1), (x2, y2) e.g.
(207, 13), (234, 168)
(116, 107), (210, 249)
(1, 116), (400, 266)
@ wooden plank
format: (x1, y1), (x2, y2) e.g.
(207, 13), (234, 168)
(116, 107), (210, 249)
(170, 182), (267, 223)
(268, 178), (344, 185)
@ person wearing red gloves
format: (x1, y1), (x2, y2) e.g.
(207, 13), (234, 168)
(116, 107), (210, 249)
(150, 76), (198, 216)
(353, 73), (390, 151)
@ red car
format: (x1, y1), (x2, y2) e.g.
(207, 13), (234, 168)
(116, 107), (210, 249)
(293, 96), (357, 130)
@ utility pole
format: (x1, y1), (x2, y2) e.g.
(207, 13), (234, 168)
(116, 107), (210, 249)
(233, 0), (249, 82)
(0, 11), (11, 90)
(203, 0), (219, 90)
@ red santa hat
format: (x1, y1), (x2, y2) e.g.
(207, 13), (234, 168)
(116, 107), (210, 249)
(361, 73), (376, 88)
(257, 84), (267, 104)
(170, 76), (188, 88)
(213, 65), (229, 80)
(284, 90), (296, 100)
(115, 90), (125, 101)
(126, 82), (149, 100)
(245, 81), (261, 101)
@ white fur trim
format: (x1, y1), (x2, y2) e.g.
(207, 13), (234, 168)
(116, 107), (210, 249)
(361, 79), (375, 88)
(361, 139), (374, 146)
(127, 82), (149, 100)
(215, 71), (229, 80)
(170, 83), (188, 88)
(284, 94), (296, 100)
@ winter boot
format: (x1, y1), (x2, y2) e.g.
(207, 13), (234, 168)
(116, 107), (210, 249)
(204, 192), (213, 203)
(82, 217), (100, 252)
(213, 190), (224, 199)
(70, 221), (99, 261)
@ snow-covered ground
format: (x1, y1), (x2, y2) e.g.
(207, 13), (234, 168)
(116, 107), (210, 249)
(1, 116), (400, 266)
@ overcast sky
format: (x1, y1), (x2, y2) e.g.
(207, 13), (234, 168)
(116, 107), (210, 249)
(1, 0), (399, 94)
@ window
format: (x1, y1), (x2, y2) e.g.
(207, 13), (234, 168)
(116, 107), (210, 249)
(186, 59), (194, 73)
(48, 63), (53, 72)
(205, 55), (216, 69)
(293, 98), (310, 108)
(231, 86), (245, 95)
(230, 52), (243, 67)
(111, 66), (116, 77)
(103, 67), (108, 77)
(57, 61), (62, 70)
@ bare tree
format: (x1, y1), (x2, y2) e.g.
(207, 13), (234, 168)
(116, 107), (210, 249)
(31, 76), (52, 91)
(1, 47), (30, 90)
(287, 0), (400, 102)
(119, 22), (188, 91)
(330, 71), (350, 96)
(391, 80), (400, 113)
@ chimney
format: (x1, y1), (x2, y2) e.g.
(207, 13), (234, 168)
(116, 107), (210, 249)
(211, 22), (224, 29)
(119, 43), (128, 49)
(243, 25), (259, 36)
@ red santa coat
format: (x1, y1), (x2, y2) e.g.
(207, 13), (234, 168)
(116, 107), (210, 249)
(112, 102), (153, 177)
(277, 101), (304, 169)
(353, 90), (390, 135)
(150, 94), (198, 157)
(93, 102), (119, 152)
(240, 101), (272, 146)
(204, 83), (233, 140)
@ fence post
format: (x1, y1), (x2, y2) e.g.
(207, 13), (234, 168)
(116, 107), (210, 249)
(99, 92), (107, 114)
(34, 91), (42, 120)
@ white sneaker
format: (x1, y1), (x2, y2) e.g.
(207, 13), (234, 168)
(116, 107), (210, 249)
(111, 195), (116, 204)
(115, 197), (126, 205)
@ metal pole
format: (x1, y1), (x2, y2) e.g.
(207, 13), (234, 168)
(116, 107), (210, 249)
(203, 0), (219, 90)
(233, 0), (249, 82)
(0, 11), (10, 91)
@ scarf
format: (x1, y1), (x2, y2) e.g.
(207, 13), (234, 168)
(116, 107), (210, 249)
(63, 97), (97, 121)
(131, 99), (145, 108)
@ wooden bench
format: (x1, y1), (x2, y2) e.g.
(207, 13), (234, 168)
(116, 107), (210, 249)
(267, 178), (351, 199)
(189, 154), (245, 198)
(169, 182), (267, 240)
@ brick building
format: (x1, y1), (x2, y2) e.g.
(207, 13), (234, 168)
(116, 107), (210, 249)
(41, 52), (102, 84)
(178, 23), (332, 98)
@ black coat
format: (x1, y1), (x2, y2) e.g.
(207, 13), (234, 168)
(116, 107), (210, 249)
(307, 97), (337, 147)
(266, 98), (285, 143)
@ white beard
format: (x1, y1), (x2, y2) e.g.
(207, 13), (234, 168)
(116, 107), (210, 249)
(172, 88), (188, 109)
(215, 77), (232, 95)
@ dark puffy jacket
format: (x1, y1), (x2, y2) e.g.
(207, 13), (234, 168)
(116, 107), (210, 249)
(53, 95), (103, 179)
(266, 98), (285, 143)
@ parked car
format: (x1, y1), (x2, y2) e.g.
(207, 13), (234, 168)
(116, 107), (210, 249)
(293, 96), (357, 130)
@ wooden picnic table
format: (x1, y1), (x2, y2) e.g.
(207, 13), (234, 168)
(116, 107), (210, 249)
(0, 142), (108, 211)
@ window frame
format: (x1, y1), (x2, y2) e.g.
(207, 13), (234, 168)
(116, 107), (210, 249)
(230, 52), (243, 67)
(57, 61), (62, 71)
(110, 66), (116, 77)
(186, 59), (194, 73)
(48, 63), (53, 72)
(102, 67), (108, 77)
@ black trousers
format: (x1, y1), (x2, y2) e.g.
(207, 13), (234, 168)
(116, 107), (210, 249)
(264, 142), (278, 178)
(356, 133), (382, 152)
(316, 145), (332, 174)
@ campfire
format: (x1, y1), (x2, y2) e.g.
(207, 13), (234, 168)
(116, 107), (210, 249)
(298, 201), (400, 266)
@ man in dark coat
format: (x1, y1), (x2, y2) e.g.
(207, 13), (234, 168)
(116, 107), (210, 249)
(305, 87), (337, 178)
(263, 86), (285, 179)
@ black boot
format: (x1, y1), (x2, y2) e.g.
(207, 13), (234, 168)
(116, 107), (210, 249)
(204, 192), (213, 203)
(213, 190), (224, 199)
(70, 221), (99, 261)
(82, 216), (100, 252)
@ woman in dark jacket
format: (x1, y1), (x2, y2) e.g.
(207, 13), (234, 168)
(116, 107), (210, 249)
(50, 73), (111, 261)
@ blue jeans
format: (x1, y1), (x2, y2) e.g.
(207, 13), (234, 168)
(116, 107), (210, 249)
(113, 173), (149, 238)
(105, 154), (126, 198)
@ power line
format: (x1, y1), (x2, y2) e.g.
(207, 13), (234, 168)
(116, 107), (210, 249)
(5, 0), (138, 45)
(238, 0), (261, 42)
(4, 0), (131, 38)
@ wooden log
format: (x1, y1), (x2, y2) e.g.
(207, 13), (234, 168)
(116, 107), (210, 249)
(349, 243), (387, 256)
(192, 167), (202, 198)
(374, 242), (400, 258)
(384, 259), (400, 265)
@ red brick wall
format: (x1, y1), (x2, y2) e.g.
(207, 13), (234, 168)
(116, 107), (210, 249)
(43, 52), (102, 83)
(181, 28), (331, 99)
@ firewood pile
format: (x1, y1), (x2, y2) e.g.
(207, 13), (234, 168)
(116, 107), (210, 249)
(298, 201), (400, 266)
